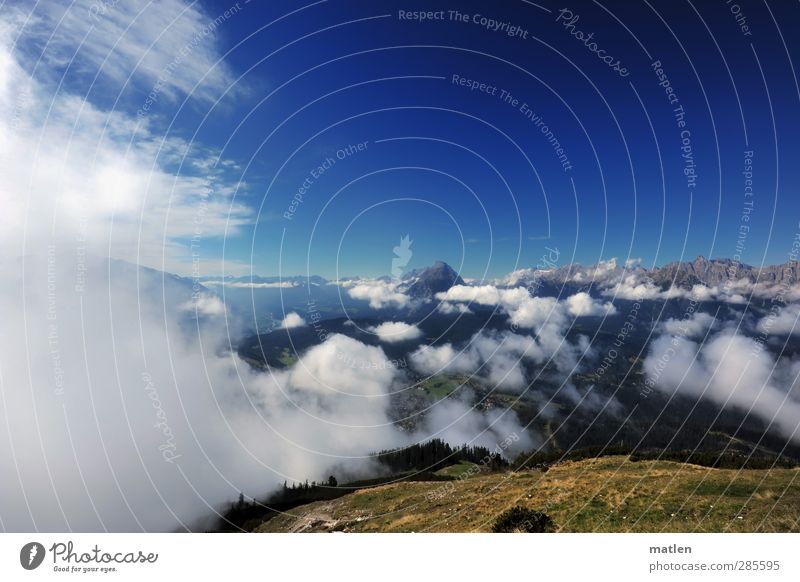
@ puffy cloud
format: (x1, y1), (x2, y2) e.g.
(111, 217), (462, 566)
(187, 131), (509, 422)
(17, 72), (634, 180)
(286, 334), (394, 396)
(428, 285), (612, 390)
(565, 291), (616, 317)
(411, 342), (478, 376)
(347, 280), (412, 309)
(437, 285), (614, 327)
(758, 304), (800, 336)
(644, 330), (800, 443)
(368, 321), (423, 343)
(280, 312), (306, 329)
(436, 284), (509, 305)
(689, 284), (715, 302)
(180, 293), (227, 317)
(506, 296), (562, 329)
(660, 312), (716, 339)
(410, 329), (590, 392)
(601, 274), (668, 300)
(600, 270), (800, 305)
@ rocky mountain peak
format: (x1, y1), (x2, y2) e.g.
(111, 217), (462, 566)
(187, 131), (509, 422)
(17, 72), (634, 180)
(400, 261), (465, 298)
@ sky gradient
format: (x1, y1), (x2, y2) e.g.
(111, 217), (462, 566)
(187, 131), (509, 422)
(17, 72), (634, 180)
(4, 0), (800, 278)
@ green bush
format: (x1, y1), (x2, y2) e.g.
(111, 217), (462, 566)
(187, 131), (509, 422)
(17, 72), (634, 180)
(492, 506), (554, 533)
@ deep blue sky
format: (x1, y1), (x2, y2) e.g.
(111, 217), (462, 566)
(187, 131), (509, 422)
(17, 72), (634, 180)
(89, 0), (800, 278)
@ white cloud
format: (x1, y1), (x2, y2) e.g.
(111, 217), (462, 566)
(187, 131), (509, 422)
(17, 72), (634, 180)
(690, 284), (715, 301)
(644, 330), (800, 443)
(598, 269), (800, 305)
(660, 312), (716, 339)
(624, 258), (642, 268)
(17, 0), (238, 103)
(437, 284), (500, 304)
(569, 258), (619, 283)
(280, 312), (306, 329)
(0, 256), (409, 532)
(430, 285), (616, 388)
(368, 322), (423, 343)
(437, 301), (472, 315)
(418, 396), (537, 456)
(0, 4), (550, 533)
(493, 267), (542, 287)
(0, 255), (543, 531)
(180, 293), (226, 317)
(410, 329), (590, 392)
(758, 304), (800, 336)
(411, 342), (482, 378)
(601, 274), (667, 300)
(347, 280), (412, 309)
(436, 285), (555, 329)
(204, 281), (299, 289)
(285, 334), (397, 399)
(0, 9), (252, 275)
(437, 285), (614, 327)
(566, 291), (616, 317)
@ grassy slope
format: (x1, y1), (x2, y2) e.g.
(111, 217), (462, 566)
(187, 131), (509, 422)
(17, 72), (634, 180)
(254, 456), (800, 533)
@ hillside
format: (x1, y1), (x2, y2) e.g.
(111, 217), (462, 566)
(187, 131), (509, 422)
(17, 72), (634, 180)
(253, 456), (800, 533)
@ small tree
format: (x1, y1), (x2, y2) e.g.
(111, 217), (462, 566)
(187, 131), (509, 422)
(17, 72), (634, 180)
(492, 506), (554, 533)
(328, 475), (338, 487)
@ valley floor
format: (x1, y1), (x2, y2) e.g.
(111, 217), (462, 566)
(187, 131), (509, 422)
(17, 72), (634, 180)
(253, 456), (800, 533)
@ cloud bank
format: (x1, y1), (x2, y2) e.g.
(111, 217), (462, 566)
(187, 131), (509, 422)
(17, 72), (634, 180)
(644, 327), (800, 443)
(345, 280), (413, 309)
(0, 254), (538, 531)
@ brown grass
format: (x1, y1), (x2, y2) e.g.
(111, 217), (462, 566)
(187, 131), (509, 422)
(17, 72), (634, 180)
(254, 456), (800, 533)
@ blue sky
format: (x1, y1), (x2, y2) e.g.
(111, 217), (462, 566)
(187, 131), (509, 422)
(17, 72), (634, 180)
(6, 0), (800, 278)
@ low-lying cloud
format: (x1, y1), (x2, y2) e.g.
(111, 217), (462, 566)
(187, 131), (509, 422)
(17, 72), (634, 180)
(0, 254), (538, 531)
(280, 312), (307, 329)
(436, 285), (615, 328)
(345, 280), (413, 309)
(368, 321), (423, 343)
(644, 326), (800, 443)
(758, 304), (800, 336)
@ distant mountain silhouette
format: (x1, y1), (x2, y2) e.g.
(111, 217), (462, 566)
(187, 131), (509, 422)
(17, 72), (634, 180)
(399, 261), (465, 299)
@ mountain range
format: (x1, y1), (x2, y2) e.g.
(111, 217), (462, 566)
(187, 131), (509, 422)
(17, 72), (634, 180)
(202, 256), (797, 292)
(501, 255), (798, 292)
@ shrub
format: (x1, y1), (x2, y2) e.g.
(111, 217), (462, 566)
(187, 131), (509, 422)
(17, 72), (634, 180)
(492, 506), (554, 533)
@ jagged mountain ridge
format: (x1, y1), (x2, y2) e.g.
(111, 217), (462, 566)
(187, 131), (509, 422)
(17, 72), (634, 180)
(200, 257), (797, 293)
(500, 256), (799, 291)
(651, 256), (799, 288)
